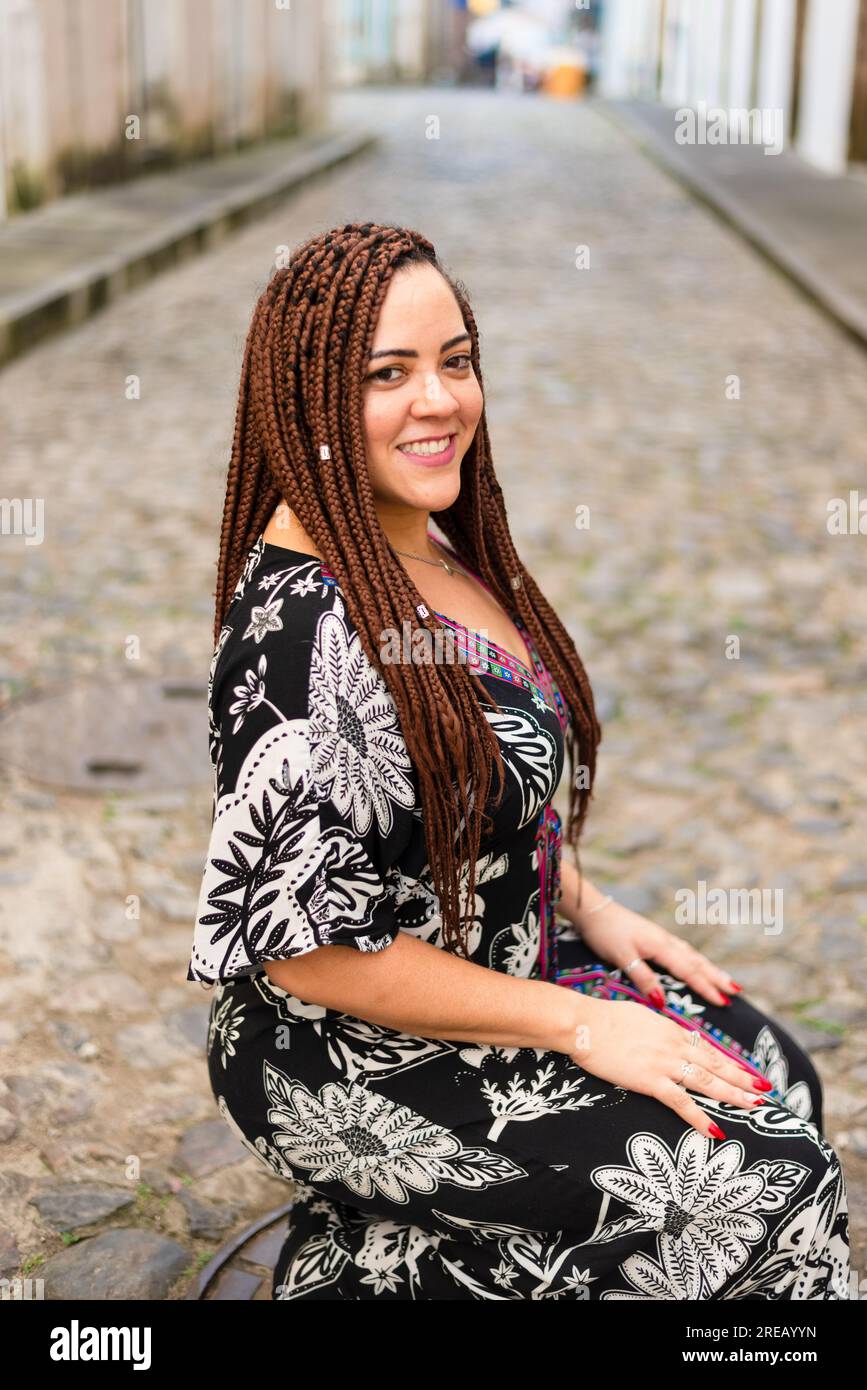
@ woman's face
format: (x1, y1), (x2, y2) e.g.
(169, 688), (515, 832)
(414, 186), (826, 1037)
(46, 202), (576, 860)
(361, 262), (484, 514)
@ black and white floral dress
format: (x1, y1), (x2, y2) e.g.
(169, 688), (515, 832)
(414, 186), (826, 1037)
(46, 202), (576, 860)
(187, 534), (850, 1300)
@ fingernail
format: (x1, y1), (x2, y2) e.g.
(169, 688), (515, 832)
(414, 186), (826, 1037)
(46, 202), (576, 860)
(729, 981), (743, 992)
(753, 1077), (773, 1092)
(751, 1097), (767, 1106)
(718, 992), (731, 1005)
(709, 1122), (726, 1140)
(648, 988), (665, 1009)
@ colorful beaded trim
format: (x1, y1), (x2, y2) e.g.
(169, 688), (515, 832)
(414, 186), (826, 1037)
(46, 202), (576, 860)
(317, 547), (556, 710)
(518, 619), (569, 732)
(534, 804), (781, 1099)
(317, 560), (339, 589)
(432, 611), (554, 708)
(428, 536), (569, 731)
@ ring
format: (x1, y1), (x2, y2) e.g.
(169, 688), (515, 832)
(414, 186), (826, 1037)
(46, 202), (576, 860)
(625, 957), (644, 972)
(677, 1061), (697, 1088)
(688, 1031), (702, 1048)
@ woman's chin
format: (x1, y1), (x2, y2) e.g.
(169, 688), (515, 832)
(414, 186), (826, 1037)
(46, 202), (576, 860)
(385, 470), (462, 513)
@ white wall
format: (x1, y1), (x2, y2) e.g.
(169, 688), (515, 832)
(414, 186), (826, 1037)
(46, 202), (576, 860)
(598, 0), (637, 97)
(0, 0), (329, 219)
(727, 0), (757, 108)
(756, 0), (796, 122)
(797, 0), (860, 172)
(599, 0), (663, 99)
(0, 0), (49, 216)
(599, 0), (862, 172)
(660, 0), (692, 106)
(393, 0), (427, 79)
(690, 0), (726, 108)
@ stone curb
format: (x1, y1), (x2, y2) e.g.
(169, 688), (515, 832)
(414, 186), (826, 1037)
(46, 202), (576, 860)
(596, 99), (867, 355)
(0, 127), (377, 367)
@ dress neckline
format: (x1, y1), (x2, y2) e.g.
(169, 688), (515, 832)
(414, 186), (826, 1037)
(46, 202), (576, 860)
(424, 532), (537, 675)
(257, 535), (549, 702)
(430, 607), (536, 678)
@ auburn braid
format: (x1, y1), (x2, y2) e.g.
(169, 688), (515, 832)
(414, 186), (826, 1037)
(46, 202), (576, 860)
(212, 222), (602, 954)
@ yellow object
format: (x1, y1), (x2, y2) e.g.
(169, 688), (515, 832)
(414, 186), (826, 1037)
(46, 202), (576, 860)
(544, 64), (585, 99)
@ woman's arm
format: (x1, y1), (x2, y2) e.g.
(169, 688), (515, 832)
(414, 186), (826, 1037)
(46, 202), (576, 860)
(556, 855), (739, 1008)
(556, 858), (615, 928)
(263, 930), (594, 1055)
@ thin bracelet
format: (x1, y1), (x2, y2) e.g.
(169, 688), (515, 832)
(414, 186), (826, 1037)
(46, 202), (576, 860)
(583, 893), (615, 916)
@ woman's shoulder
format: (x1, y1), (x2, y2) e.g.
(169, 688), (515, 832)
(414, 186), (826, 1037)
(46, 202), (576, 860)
(191, 538), (420, 984)
(207, 536), (417, 795)
(212, 536), (341, 679)
(202, 533), (419, 867)
(225, 534), (338, 624)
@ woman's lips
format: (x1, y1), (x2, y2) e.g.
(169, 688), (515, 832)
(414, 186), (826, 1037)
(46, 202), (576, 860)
(396, 433), (457, 466)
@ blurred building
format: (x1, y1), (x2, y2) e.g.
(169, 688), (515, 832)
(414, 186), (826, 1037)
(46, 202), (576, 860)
(599, 0), (867, 175)
(0, 0), (330, 220)
(329, 0), (464, 87)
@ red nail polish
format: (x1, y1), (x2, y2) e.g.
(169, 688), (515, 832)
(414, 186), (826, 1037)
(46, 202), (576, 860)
(709, 1122), (726, 1140)
(751, 1097), (766, 1106)
(718, 993), (731, 1005)
(648, 988), (665, 1009)
(753, 1077), (772, 1092)
(729, 982), (743, 992)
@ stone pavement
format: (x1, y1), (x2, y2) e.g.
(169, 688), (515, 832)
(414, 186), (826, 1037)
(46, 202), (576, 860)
(603, 98), (867, 351)
(0, 84), (865, 1299)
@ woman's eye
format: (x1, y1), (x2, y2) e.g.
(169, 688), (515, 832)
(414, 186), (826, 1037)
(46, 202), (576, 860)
(368, 365), (403, 383)
(366, 355), (471, 384)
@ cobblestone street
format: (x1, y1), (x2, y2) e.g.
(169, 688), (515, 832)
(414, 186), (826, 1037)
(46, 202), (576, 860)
(1, 86), (865, 1296)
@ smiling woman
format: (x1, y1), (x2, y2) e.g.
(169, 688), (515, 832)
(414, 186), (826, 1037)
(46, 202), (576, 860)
(189, 222), (849, 1301)
(359, 268), (480, 511)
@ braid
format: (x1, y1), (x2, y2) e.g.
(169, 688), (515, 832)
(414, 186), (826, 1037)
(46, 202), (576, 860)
(212, 222), (602, 954)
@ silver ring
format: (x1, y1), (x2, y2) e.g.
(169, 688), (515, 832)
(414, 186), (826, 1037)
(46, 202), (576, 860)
(688, 1031), (702, 1048)
(677, 1061), (697, 1089)
(625, 957), (643, 972)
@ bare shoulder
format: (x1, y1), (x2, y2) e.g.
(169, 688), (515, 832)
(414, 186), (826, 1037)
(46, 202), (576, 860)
(261, 505), (324, 560)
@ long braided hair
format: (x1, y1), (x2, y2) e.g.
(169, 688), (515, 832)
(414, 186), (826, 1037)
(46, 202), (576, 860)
(213, 222), (602, 957)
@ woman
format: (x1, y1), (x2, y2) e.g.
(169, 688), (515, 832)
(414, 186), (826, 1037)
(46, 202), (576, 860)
(188, 222), (849, 1300)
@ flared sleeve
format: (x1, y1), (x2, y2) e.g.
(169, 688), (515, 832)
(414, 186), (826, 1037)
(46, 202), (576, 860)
(187, 569), (418, 985)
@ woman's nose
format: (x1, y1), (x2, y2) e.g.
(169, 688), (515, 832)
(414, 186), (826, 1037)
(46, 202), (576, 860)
(413, 372), (460, 411)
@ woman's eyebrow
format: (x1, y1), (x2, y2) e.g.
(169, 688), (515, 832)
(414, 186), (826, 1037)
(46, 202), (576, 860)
(368, 332), (470, 361)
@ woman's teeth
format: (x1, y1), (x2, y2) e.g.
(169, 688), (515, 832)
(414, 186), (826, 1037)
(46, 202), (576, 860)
(399, 435), (452, 456)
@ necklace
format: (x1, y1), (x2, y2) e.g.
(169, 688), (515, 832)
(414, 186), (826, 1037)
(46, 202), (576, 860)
(392, 539), (466, 577)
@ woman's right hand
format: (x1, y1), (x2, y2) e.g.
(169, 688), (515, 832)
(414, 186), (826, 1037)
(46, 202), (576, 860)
(565, 995), (770, 1140)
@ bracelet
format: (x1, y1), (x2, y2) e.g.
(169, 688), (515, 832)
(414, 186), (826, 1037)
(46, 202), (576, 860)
(583, 893), (615, 916)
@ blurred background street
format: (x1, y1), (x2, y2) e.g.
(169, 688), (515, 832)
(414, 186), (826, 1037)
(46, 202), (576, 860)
(0, 0), (865, 1300)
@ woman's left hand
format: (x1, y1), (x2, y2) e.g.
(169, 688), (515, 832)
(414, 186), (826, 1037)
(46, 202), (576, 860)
(567, 897), (742, 1010)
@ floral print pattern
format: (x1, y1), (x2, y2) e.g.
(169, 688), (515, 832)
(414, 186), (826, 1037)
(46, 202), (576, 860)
(191, 536), (849, 1299)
